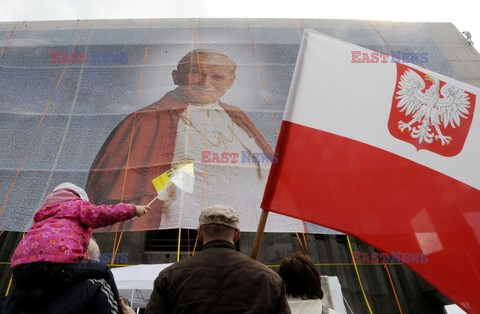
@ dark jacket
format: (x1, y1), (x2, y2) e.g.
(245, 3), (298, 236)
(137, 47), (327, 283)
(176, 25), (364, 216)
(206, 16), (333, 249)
(145, 240), (291, 314)
(2, 278), (118, 314)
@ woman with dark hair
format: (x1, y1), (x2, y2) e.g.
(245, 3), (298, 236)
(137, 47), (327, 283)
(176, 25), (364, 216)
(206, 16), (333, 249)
(278, 253), (337, 314)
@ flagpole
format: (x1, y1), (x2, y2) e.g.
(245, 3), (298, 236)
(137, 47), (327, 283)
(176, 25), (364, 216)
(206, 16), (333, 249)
(176, 228), (182, 262)
(131, 196), (157, 220)
(250, 210), (269, 260)
(147, 196), (158, 207)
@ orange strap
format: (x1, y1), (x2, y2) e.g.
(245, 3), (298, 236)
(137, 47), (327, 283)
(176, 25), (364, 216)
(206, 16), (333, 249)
(192, 234), (199, 256)
(295, 232), (307, 254)
(301, 228), (310, 257)
(384, 264), (403, 314)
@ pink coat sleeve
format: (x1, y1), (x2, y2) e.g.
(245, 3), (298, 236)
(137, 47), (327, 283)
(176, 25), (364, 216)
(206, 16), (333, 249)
(78, 201), (136, 228)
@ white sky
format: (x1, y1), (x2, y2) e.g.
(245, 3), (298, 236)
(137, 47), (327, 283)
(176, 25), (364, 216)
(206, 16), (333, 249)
(0, 0), (478, 47)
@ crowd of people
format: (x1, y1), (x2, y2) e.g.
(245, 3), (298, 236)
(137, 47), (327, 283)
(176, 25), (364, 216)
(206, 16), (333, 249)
(0, 183), (336, 313)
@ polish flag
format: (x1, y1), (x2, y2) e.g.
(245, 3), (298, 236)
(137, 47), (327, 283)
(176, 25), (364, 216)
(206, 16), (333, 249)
(262, 29), (480, 313)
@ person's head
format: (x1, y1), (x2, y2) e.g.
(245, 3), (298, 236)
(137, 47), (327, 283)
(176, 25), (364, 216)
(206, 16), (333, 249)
(86, 237), (101, 261)
(52, 182), (89, 201)
(197, 205), (240, 244)
(172, 49), (237, 104)
(278, 253), (324, 300)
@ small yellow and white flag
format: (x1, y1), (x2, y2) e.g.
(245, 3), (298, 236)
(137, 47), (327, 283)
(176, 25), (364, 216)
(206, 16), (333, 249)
(151, 163), (195, 203)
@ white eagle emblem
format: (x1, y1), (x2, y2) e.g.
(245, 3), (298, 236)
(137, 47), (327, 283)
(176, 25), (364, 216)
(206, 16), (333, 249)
(396, 69), (471, 146)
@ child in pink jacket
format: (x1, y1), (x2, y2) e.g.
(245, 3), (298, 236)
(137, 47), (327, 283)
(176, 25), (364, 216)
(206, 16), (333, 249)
(10, 182), (149, 306)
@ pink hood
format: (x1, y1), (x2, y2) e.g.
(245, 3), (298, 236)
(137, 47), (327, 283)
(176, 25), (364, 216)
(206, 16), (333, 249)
(34, 189), (81, 222)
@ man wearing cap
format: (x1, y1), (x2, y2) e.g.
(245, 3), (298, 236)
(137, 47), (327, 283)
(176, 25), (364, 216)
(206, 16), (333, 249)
(145, 205), (291, 314)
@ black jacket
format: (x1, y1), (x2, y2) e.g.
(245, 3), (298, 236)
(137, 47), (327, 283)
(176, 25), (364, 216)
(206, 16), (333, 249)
(2, 278), (118, 314)
(145, 240), (291, 314)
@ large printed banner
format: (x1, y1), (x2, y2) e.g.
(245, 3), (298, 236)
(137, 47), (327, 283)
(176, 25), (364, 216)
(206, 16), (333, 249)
(0, 19), (461, 232)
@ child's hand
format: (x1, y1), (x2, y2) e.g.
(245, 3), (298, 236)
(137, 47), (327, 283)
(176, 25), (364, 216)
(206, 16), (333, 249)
(135, 205), (150, 217)
(119, 298), (135, 314)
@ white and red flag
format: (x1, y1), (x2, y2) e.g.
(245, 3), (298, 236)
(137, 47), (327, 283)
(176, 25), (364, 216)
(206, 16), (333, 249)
(262, 29), (480, 313)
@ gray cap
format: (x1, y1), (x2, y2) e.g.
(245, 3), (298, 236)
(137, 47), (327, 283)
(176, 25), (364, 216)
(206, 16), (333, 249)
(199, 205), (239, 229)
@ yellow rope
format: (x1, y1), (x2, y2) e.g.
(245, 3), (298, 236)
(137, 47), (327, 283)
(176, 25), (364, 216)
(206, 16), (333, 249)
(107, 263), (134, 267)
(5, 274), (13, 296)
(346, 235), (373, 314)
(176, 228), (182, 262)
(111, 231), (124, 264)
(111, 231), (119, 263)
(5, 232), (25, 296)
(187, 229), (190, 257)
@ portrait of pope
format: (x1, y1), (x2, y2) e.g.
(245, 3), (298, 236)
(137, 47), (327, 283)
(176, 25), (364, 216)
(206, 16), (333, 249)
(85, 49), (274, 230)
